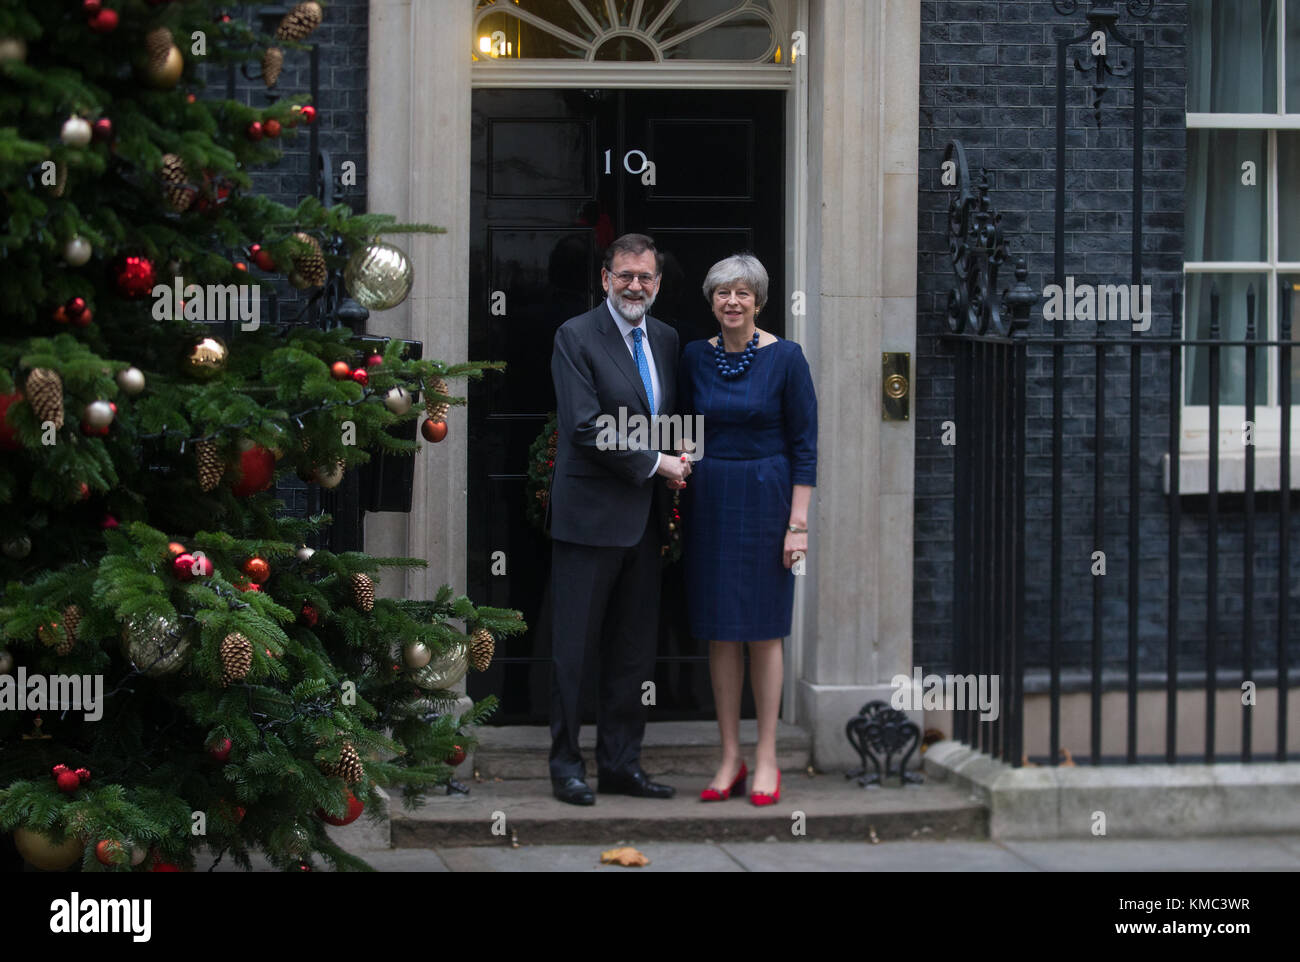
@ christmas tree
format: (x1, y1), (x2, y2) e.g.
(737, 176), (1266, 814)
(0, 1), (522, 872)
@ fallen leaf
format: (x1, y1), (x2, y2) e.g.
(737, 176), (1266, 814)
(600, 846), (650, 867)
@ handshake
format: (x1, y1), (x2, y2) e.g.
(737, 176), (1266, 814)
(656, 444), (698, 490)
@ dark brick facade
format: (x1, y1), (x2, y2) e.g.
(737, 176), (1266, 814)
(203, 1), (371, 515)
(916, 0), (1300, 679)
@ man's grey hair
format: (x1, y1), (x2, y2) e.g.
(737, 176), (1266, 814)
(702, 253), (768, 310)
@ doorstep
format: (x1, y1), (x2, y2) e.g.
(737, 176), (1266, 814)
(468, 720), (811, 779)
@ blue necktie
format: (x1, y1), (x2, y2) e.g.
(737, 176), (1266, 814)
(632, 327), (655, 413)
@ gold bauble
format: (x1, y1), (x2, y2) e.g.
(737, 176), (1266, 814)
(144, 45), (184, 90)
(121, 614), (192, 677)
(408, 639), (468, 690)
(344, 241), (414, 311)
(13, 828), (84, 872)
(403, 641), (432, 669)
(0, 37), (27, 63)
(315, 459), (345, 489)
(185, 336), (228, 379)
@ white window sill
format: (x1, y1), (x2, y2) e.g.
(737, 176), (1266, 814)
(1162, 450), (1300, 495)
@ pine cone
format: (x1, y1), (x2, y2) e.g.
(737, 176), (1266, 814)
(161, 153), (194, 213)
(288, 232), (326, 289)
(262, 47), (284, 88)
(276, 1), (323, 41)
(24, 368), (63, 429)
(470, 627), (495, 672)
(330, 741), (363, 784)
(219, 632), (253, 687)
(196, 439), (223, 492)
(425, 377), (450, 421)
(145, 27), (173, 70)
(349, 573), (375, 612)
(57, 605), (82, 656)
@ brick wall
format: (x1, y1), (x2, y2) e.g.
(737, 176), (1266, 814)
(916, 1), (1300, 678)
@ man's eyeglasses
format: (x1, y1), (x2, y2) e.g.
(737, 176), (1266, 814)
(609, 271), (659, 285)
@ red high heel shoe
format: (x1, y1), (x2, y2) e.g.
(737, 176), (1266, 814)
(749, 770), (781, 807)
(699, 762), (747, 801)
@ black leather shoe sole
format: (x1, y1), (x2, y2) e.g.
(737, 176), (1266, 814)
(551, 778), (595, 806)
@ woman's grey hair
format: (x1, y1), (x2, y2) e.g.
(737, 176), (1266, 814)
(702, 253), (768, 310)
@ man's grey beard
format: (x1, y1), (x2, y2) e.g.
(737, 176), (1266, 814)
(610, 289), (656, 323)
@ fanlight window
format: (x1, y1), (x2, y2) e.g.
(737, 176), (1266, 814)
(473, 0), (785, 63)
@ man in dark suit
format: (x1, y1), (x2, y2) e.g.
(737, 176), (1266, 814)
(547, 233), (690, 805)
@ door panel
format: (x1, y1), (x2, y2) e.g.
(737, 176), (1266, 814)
(468, 88), (784, 723)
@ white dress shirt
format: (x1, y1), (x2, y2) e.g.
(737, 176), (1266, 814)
(606, 297), (663, 477)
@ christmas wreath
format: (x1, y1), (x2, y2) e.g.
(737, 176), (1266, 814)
(526, 413), (682, 565)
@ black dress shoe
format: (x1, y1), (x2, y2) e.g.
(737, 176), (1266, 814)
(597, 768), (676, 798)
(551, 776), (595, 806)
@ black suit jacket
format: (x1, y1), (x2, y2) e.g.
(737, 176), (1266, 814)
(547, 302), (679, 547)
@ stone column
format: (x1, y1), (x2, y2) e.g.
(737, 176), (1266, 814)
(796, 0), (920, 769)
(364, 0), (472, 604)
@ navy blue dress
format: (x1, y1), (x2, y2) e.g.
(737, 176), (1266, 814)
(678, 337), (818, 641)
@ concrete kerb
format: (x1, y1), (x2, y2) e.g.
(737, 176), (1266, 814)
(923, 740), (1300, 839)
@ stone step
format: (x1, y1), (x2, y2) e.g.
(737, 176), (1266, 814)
(469, 720), (811, 779)
(390, 772), (987, 848)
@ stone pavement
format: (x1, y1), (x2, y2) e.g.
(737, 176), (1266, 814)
(209, 835), (1300, 872)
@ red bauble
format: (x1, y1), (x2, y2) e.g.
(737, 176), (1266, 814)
(330, 360), (352, 380)
(246, 121), (263, 141)
(351, 368), (369, 387)
(83, 0), (102, 14)
(0, 391), (22, 451)
(186, 93), (197, 104)
(229, 444), (275, 497)
(56, 770), (81, 793)
(264, 119), (281, 138)
(236, 581), (261, 592)
(53, 305), (69, 324)
(243, 557), (270, 584)
(300, 603), (319, 627)
(94, 840), (124, 866)
(300, 105), (317, 124)
(167, 541), (186, 556)
(421, 419), (448, 443)
(366, 354), (384, 368)
(100, 514), (119, 529)
(73, 768), (90, 784)
(251, 247), (276, 271)
(75, 481), (91, 501)
(317, 790), (364, 826)
(190, 554), (213, 578)
(73, 307), (93, 328)
(151, 861), (181, 872)
(112, 255), (156, 299)
(92, 116), (113, 142)
(88, 8), (118, 32)
(67, 297), (87, 321)
(446, 745), (466, 767)
(80, 422), (110, 437)
(208, 737), (232, 763)
(172, 553), (196, 581)
(234, 262), (247, 272)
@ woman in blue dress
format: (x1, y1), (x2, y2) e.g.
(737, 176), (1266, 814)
(674, 253), (817, 806)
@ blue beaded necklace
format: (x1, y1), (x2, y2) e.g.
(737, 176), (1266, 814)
(713, 329), (760, 379)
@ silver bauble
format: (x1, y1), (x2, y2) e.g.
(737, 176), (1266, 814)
(383, 386), (413, 415)
(2, 535), (31, 559)
(403, 641), (432, 669)
(296, 545), (316, 562)
(64, 236), (92, 267)
(60, 116), (92, 148)
(84, 399), (115, 428)
(129, 842), (147, 867)
(0, 37), (27, 63)
(0, 650), (14, 675)
(344, 241), (413, 311)
(408, 639), (469, 690)
(315, 460), (344, 489)
(121, 614), (192, 677)
(116, 366), (146, 395)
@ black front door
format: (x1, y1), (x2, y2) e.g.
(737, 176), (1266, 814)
(467, 88), (785, 723)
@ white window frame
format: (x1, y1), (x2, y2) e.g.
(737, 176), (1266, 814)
(1179, 1), (1300, 492)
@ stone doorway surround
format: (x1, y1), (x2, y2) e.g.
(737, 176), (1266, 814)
(363, 0), (922, 772)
